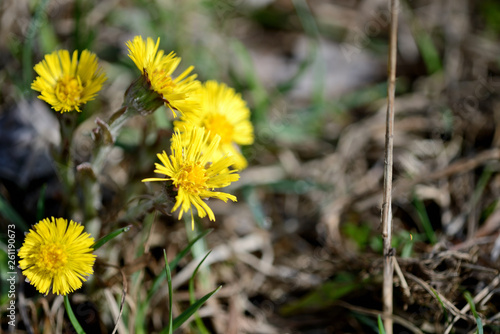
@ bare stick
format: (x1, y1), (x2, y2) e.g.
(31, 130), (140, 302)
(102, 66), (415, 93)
(382, 0), (399, 333)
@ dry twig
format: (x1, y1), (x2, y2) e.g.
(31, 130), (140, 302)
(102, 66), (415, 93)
(382, 0), (399, 332)
(393, 259), (413, 304)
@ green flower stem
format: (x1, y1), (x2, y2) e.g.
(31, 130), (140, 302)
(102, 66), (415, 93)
(59, 113), (78, 163)
(75, 162), (101, 236)
(77, 105), (134, 236)
(91, 105), (134, 175)
(53, 113), (80, 216)
(91, 73), (165, 176)
(83, 177), (100, 219)
(64, 295), (86, 334)
(80, 74), (164, 235)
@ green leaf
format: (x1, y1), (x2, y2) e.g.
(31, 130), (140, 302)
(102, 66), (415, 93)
(161, 250), (174, 334)
(413, 195), (437, 244)
(148, 229), (212, 301)
(464, 291), (483, 334)
(477, 319), (484, 334)
(430, 287), (448, 322)
(189, 251), (212, 304)
(172, 286), (222, 331)
(377, 314), (386, 334)
(342, 222), (371, 251)
(91, 225), (131, 250)
(189, 251), (212, 334)
(415, 30), (442, 74)
(64, 295), (86, 334)
(138, 229), (213, 333)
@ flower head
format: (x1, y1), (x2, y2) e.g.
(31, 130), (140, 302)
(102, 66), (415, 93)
(18, 217), (96, 295)
(174, 81), (254, 169)
(31, 50), (107, 113)
(143, 126), (239, 228)
(126, 36), (200, 117)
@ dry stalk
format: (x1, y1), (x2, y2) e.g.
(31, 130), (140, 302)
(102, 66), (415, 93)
(382, 0), (399, 333)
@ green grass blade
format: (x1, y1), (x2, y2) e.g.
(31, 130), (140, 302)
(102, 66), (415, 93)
(464, 291), (483, 334)
(148, 228), (212, 300)
(189, 251), (212, 334)
(415, 31), (442, 74)
(477, 319), (484, 334)
(172, 227), (212, 270)
(189, 251), (212, 303)
(64, 295), (86, 334)
(160, 250), (174, 334)
(91, 225), (131, 250)
(172, 286), (222, 330)
(430, 287), (448, 323)
(413, 195), (437, 244)
(377, 314), (386, 334)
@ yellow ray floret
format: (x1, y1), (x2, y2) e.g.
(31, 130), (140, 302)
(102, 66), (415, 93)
(174, 80), (254, 169)
(126, 35), (200, 116)
(31, 50), (107, 113)
(143, 127), (239, 228)
(18, 217), (96, 295)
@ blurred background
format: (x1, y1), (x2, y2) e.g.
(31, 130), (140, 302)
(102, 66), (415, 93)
(1, 0), (500, 333)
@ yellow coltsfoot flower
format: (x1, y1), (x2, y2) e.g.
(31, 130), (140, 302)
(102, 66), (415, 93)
(174, 80), (254, 170)
(126, 36), (200, 117)
(18, 217), (96, 295)
(31, 50), (107, 113)
(143, 126), (239, 229)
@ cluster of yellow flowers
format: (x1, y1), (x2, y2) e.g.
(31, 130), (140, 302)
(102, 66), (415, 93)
(20, 35), (253, 296)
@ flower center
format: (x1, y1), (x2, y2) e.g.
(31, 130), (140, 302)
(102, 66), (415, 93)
(204, 114), (234, 145)
(55, 75), (83, 108)
(149, 69), (177, 94)
(175, 162), (208, 194)
(39, 243), (68, 273)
